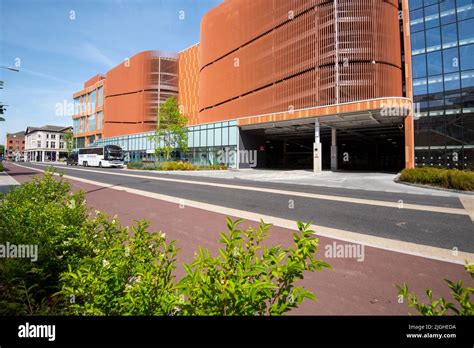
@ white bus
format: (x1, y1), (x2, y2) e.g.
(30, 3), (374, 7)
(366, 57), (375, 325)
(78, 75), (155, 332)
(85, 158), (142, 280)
(78, 145), (124, 168)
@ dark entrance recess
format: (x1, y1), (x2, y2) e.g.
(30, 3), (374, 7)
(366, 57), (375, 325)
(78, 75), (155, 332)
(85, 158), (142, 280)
(239, 123), (405, 172)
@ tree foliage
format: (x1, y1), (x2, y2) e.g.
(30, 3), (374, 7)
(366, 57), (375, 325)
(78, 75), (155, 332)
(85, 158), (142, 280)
(152, 97), (188, 160)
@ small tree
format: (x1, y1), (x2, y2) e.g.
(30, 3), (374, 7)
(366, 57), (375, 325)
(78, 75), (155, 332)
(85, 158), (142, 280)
(152, 97), (188, 161)
(63, 131), (74, 154)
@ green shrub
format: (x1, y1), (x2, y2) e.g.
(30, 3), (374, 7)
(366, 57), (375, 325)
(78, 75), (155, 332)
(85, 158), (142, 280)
(0, 170), (88, 315)
(158, 161), (195, 171)
(126, 161), (144, 170)
(396, 263), (473, 316)
(176, 219), (330, 315)
(0, 162), (4, 172)
(399, 167), (474, 191)
(59, 215), (178, 315)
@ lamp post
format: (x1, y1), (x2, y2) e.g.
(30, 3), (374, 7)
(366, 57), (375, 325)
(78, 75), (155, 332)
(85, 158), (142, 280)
(0, 65), (19, 160)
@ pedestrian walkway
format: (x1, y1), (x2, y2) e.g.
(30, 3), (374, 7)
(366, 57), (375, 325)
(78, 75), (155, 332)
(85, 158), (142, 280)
(0, 169), (19, 193)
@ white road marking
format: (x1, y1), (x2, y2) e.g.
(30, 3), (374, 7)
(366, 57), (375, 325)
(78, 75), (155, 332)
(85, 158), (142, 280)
(12, 163), (474, 265)
(459, 196), (474, 222)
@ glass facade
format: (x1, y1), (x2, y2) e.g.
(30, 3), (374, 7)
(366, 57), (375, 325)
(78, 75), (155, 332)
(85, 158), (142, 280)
(93, 120), (239, 167)
(409, 0), (474, 169)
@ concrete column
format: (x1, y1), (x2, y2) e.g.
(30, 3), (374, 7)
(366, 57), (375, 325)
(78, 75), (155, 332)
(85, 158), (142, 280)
(314, 119), (322, 173)
(56, 151), (59, 162)
(331, 127), (338, 171)
(404, 113), (415, 169)
(41, 151), (45, 162)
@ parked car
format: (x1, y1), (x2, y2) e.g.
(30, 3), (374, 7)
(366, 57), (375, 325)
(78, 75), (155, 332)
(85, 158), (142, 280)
(66, 152), (78, 166)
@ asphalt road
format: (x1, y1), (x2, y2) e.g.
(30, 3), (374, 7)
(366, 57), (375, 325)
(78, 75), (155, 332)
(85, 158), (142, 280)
(14, 162), (474, 253)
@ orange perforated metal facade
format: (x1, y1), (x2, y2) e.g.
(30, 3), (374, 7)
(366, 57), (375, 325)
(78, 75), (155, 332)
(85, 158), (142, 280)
(178, 44), (200, 126)
(198, 0), (403, 124)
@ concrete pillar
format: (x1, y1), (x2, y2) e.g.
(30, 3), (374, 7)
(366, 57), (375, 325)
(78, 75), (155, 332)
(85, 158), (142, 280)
(331, 127), (338, 171)
(56, 151), (59, 162)
(314, 119), (322, 173)
(404, 114), (415, 169)
(41, 151), (45, 162)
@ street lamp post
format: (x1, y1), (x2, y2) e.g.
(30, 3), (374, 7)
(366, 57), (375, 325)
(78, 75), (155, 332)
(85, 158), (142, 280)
(0, 65), (20, 159)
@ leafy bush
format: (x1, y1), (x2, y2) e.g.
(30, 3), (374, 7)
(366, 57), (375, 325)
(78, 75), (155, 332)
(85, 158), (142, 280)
(196, 164), (228, 171)
(158, 161), (196, 171)
(176, 219), (330, 315)
(0, 170), (88, 314)
(399, 167), (474, 191)
(396, 263), (473, 316)
(0, 162), (4, 172)
(59, 215), (178, 315)
(126, 161), (144, 170)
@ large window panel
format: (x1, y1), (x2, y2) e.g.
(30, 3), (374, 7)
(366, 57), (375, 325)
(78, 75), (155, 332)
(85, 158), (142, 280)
(427, 51), (443, 75)
(428, 75), (444, 94)
(412, 54), (427, 78)
(460, 44), (474, 70)
(411, 31), (426, 55)
(440, 0), (457, 25)
(444, 72), (461, 91)
(443, 47), (460, 73)
(426, 27), (442, 52)
(414, 78), (428, 95)
(442, 23), (459, 49)
(424, 4), (440, 29)
(409, 0), (423, 10)
(458, 0), (474, 21)
(410, 8), (425, 32)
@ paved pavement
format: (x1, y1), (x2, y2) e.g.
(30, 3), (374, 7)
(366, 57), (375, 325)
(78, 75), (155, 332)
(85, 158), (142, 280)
(129, 168), (462, 196)
(3, 162), (473, 315)
(0, 166), (19, 193)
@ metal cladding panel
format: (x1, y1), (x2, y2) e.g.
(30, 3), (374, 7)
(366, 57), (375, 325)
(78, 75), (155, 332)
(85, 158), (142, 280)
(105, 51), (151, 97)
(104, 93), (146, 123)
(103, 123), (151, 138)
(198, 0), (403, 124)
(178, 44), (200, 125)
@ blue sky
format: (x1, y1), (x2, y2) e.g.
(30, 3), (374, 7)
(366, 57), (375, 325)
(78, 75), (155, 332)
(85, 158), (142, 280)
(0, 0), (223, 145)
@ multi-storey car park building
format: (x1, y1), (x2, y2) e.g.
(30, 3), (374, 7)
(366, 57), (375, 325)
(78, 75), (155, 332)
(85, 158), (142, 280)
(72, 0), (474, 171)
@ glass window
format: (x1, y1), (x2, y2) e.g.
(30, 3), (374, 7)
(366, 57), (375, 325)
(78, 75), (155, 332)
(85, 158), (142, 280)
(460, 44), (474, 70)
(89, 90), (96, 114)
(424, 4), (440, 29)
(409, 0), (423, 10)
(88, 114), (96, 132)
(443, 47), (460, 73)
(410, 9), (425, 32)
(428, 75), (444, 93)
(200, 129), (206, 146)
(459, 19), (474, 46)
(426, 27), (442, 52)
(442, 23), (458, 49)
(97, 111), (102, 130)
(222, 127), (229, 145)
(414, 78), (428, 95)
(461, 69), (474, 88)
(229, 126), (237, 146)
(444, 72), (461, 91)
(81, 95), (86, 114)
(411, 31), (426, 55)
(207, 128), (214, 146)
(97, 86), (103, 107)
(440, 0), (457, 25)
(458, 0), (474, 20)
(187, 130), (194, 148)
(427, 51), (443, 75)
(412, 54), (427, 78)
(214, 127), (222, 146)
(73, 97), (80, 115)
